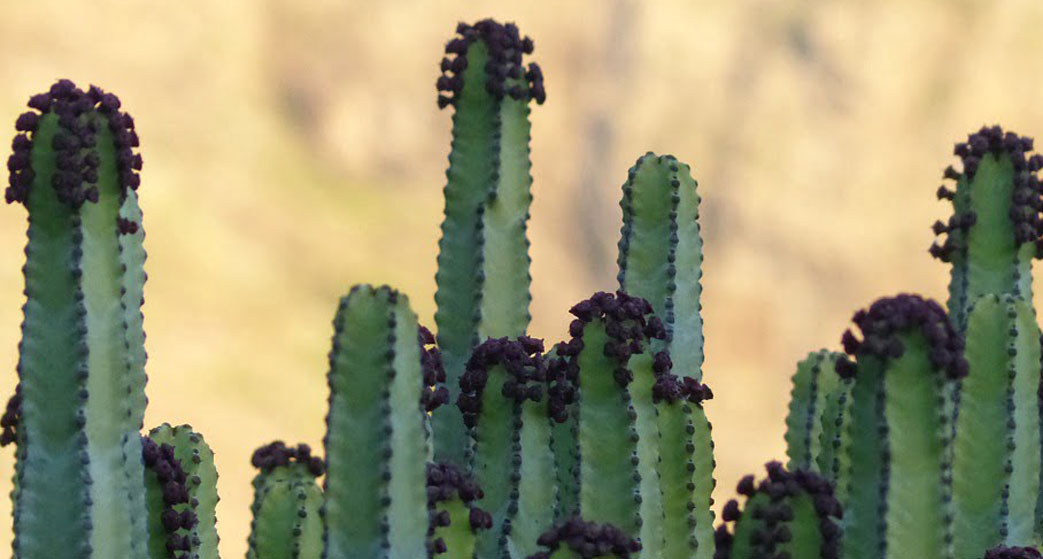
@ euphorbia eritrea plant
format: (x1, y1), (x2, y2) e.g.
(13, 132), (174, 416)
(3, 16), (1043, 559)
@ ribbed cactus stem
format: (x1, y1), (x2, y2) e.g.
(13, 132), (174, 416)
(528, 517), (641, 559)
(547, 344), (580, 520)
(815, 375), (853, 503)
(247, 442), (325, 559)
(141, 435), (197, 559)
(785, 351), (844, 472)
(836, 295), (965, 559)
(458, 336), (554, 559)
(930, 126), (1043, 329)
(951, 295), (1041, 558)
(432, 19), (544, 465)
(6, 80), (148, 559)
(555, 291), (666, 539)
(427, 462), (492, 558)
(322, 286), (430, 559)
(149, 423), (221, 559)
(714, 463), (842, 559)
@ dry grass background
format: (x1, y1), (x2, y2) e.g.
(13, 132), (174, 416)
(2, 0), (1043, 556)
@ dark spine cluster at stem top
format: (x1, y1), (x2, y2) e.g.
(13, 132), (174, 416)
(836, 294), (967, 380)
(7, 79), (142, 208)
(648, 349), (714, 406)
(426, 462), (493, 554)
(142, 436), (198, 559)
(457, 335), (546, 428)
(250, 440), (326, 477)
(529, 517), (641, 559)
(0, 384), (20, 447)
(436, 19), (546, 108)
(420, 325), (450, 412)
(985, 547), (1043, 559)
(931, 125), (1043, 261)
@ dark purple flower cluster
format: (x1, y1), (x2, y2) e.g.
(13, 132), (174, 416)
(419, 326), (449, 413)
(716, 462), (841, 559)
(931, 125), (1043, 261)
(426, 462), (492, 555)
(0, 383), (20, 447)
(528, 517), (641, 559)
(7, 79), (142, 209)
(648, 350), (714, 406)
(436, 19), (545, 109)
(835, 294), (967, 380)
(457, 335), (546, 428)
(142, 436), (198, 559)
(250, 441), (325, 477)
(985, 546), (1043, 559)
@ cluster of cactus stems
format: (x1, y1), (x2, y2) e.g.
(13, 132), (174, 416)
(3, 17), (1043, 559)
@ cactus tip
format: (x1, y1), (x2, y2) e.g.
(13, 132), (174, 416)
(436, 19), (545, 109)
(251, 440), (325, 477)
(529, 517), (641, 559)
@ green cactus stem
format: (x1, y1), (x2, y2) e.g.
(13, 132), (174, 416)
(930, 126), (1043, 329)
(141, 435), (197, 559)
(650, 367), (715, 559)
(546, 344), (580, 521)
(951, 295), (1041, 558)
(427, 461), (493, 558)
(149, 424), (221, 559)
(785, 351), (845, 473)
(835, 294), (965, 559)
(527, 517), (641, 559)
(457, 336), (555, 559)
(714, 463), (842, 559)
(6, 79), (149, 559)
(984, 546), (1043, 559)
(247, 442), (324, 559)
(322, 285), (432, 559)
(432, 19), (545, 465)
(553, 291), (666, 538)
(815, 374), (853, 504)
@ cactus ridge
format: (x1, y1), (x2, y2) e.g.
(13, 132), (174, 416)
(836, 293), (968, 380)
(247, 441), (324, 559)
(714, 462), (842, 559)
(141, 435), (197, 559)
(436, 20), (545, 109)
(149, 423), (222, 559)
(785, 351), (844, 473)
(528, 517), (641, 559)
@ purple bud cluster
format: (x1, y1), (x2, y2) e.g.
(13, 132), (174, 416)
(419, 326), (450, 413)
(528, 517), (641, 559)
(426, 462), (492, 554)
(930, 125), (1043, 261)
(0, 383), (21, 447)
(984, 546), (1043, 559)
(835, 294), (967, 380)
(436, 19), (545, 109)
(7, 79), (142, 208)
(648, 350), (714, 406)
(457, 335), (546, 428)
(250, 440), (325, 477)
(141, 436), (198, 559)
(715, 462), (841, 559)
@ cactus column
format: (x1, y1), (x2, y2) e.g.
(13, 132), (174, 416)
(432, 19), (545, 465)
(6, 80), (149, 559)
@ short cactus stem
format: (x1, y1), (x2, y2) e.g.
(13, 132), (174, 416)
(427, 462), (492, 558)
(714, 462), (842, 559)
(141, 435), (197, 559)
(546, 344), (580, 520)
(836, 295), (965, 559)
(247, 442), (324, 559)
(815, 374), (854, 503)
(322, 286), (430, 559)
(785, 350), (845, 473)
(930, 126), (1043, 329)
(528, 517), (641, 559)
(148, 424), (221, 559)
(7, 79), (149, 559)
(457, 336), (554, 559)
(951, 295), (1041, 558)
(432, 19), (544, 465)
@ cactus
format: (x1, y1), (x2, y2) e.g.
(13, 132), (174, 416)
(714, 462), (842, 559)
(785, 351), (846, 473)
(528, 518), (641, 559)
(247, 442), (324, 559)
(432, 19), (545, 465)
(148, 424), (221, 559)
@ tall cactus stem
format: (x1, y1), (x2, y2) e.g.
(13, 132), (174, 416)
(433, 19), (544, 465)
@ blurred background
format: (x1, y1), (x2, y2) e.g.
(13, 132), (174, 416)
(2, 0), (1043, 555)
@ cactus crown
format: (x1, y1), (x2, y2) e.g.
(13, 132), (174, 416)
(437, 19), (545, 108)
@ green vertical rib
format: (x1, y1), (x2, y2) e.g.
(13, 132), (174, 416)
(248, 467), (323, 559)
(576, 322), (640, 536)
(149, 424), (221, 559)
(657, 401), (715, 559)
(471, 364), (516, 559)
(628, 352), (661, 559)
(510, 394), (555, 559)
(817, 377), (853, 503)
(842, 356), (887, 559)
(323, 286), (429, 559)
(953, 295), (1041, 558)
(119, 187), (148, 430)
(617, 153), (703, 380)
(785, 350), (843, 472)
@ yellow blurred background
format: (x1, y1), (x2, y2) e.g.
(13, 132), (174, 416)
(2, 0), (1043, 556)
